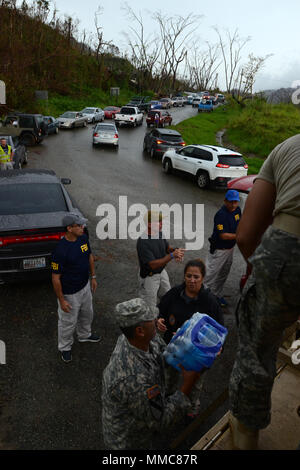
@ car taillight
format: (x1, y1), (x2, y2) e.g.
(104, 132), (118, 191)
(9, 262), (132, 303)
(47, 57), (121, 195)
(216, 163), (230, 168)
(156, 140), (163, 144)
(93, 133), (99, 137)
(114, 134), (118, 138)
(0, 232), (65, 247)
(244, 164), (248, 169)
(130, 117), (134, 120)
(180, 142), (186, 146)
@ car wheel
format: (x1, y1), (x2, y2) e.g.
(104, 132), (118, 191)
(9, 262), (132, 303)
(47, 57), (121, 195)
(163, 158), (172, 174)
(143, 141), (148, 152)
(20, 133), (35, 146)
(196, 171), (210, 189)
(150, 147), (156, 159)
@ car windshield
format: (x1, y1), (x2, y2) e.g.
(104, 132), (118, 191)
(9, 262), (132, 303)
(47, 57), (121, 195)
(120, 107), (135, 114)
(60, 112), (76, 119)
(160, 133), (182, 142)
(148, 111), (161, 117)
(96, 125), (115, 132)
(0, 183), (68, 215)
(104, 107), (114, 111)
(218, 155), (245, 167)
(82, 109), (94, 114)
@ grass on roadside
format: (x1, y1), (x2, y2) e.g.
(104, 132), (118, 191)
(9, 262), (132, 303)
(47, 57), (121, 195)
(227, 100), (300, 157)
(171, 107), (230, 146)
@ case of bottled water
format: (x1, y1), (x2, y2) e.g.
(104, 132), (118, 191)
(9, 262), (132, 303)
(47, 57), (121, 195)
(163, 312), (227, 372)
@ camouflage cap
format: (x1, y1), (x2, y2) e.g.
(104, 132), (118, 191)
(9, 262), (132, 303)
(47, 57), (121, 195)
(115, 298), (157, 328)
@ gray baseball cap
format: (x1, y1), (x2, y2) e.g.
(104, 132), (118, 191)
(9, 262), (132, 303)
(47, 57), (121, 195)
(115, 298), (157, 328)
(62, 213), (88, 227)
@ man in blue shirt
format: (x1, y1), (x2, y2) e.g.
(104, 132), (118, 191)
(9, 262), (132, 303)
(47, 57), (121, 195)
(51, 213), (100, 363)
(204, 190), (241, 306)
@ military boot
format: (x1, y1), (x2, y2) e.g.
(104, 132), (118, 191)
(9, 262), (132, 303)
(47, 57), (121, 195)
(229, 413), (259, 450)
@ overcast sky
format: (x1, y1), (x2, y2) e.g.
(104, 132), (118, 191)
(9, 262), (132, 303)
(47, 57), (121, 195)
(26, 0), (299, 91)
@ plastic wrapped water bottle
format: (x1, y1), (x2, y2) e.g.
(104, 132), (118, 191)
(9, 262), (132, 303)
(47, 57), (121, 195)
(163, 312), (227, 372)
(197, 323), (220, 347)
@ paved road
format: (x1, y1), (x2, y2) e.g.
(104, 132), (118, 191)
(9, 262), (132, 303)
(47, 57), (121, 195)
(0, 105), (245, 450)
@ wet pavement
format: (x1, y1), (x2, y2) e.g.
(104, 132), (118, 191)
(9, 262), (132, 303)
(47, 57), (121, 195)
(0, 106), (245, 450)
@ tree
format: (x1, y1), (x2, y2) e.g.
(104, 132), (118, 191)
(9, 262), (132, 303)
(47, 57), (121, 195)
(214, 27), (250, 94)
(154, 12), (202, 93)
(122, 3), (161, 92)
(232, 53), (273, 103)
(186, 41), (221, 91)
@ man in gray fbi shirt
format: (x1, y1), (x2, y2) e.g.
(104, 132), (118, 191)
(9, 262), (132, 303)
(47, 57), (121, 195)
(136, 211), (185, 314)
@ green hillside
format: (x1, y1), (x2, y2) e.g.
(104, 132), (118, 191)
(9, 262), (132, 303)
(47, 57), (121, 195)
(173, 99), (300, 174)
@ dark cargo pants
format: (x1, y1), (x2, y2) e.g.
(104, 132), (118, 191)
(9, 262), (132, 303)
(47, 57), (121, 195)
(229, 226), (300, 429)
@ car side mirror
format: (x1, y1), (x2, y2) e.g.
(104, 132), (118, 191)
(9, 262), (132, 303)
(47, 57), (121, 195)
(61, 178), (71, 185)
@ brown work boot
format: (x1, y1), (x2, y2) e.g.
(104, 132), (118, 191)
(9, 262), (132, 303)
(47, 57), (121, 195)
(229, 413), (259, 450)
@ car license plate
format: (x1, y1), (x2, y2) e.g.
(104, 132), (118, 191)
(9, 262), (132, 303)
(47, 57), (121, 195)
(100, 133), (110, 138)
(23, 257), (46, 270)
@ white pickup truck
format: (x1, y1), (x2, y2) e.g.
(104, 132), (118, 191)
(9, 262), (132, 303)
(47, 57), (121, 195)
(114, 106), (144, 128)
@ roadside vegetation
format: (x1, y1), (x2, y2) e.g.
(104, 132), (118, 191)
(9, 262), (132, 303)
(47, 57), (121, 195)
(173, 99), (300, 174)
(36, 86), (139, 117)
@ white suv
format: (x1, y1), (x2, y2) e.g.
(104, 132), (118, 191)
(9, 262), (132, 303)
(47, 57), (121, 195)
(162, 144), (248, 189)
(172, 97), (185, 107)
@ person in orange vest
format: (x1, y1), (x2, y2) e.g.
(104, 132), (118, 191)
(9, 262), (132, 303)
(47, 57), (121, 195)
(0, 138), (13, 170)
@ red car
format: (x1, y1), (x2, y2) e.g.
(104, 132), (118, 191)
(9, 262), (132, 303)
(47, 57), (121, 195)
(146, 110), (173, 128)
(103, 106), (121, 119)
(227, 175), (256, 290)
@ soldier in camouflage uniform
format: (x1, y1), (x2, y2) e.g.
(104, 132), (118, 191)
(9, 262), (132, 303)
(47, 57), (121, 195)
(229, 134), (300, 449)
(102, 298), (202, 450)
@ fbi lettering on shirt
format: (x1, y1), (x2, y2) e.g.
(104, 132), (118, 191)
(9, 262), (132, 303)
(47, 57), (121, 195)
(80, 244), (88, 253)
(51, 262), (59, 271)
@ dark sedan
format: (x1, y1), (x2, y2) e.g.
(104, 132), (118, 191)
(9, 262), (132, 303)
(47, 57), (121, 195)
(43, 116), (59, 135)
(0, 135), (28, 169)
(143, 128), (185, 158)
(0, 169), (86, 283)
